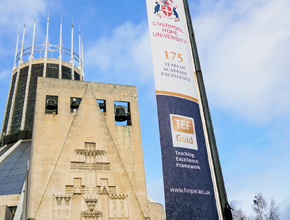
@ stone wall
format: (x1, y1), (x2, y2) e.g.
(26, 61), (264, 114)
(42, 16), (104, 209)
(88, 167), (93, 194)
(26, 78), (159, 220)
(0, 206), (13, 220)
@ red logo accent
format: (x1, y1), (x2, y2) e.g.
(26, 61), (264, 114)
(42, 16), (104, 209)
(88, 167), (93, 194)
(161, 5), (173, 17)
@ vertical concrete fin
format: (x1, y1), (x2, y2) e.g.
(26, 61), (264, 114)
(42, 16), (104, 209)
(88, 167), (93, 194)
(7, 25), (26, 135)
(43, 14), (49, 77)
(78, 25), (81, 71)
(59, 15), (63, 79)
(13, 31), (20, 69)
(19, 24), (26, 64)
(30, 18), (36, 59)
(20, 19), (36, 130)
(14, 181), (26, 220)
(70, 19), (75, 80)
(81, 39), (84, 80)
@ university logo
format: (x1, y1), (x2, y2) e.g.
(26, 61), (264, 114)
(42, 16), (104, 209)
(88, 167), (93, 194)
(170, 114), (198, 150)
(154, 0), (180, 22)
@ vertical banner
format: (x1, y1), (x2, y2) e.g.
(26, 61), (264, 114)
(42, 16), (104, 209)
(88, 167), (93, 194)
(145, 0), (221, 219)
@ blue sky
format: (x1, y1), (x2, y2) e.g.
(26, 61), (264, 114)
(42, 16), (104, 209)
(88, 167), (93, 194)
(0, 0), (290, 219)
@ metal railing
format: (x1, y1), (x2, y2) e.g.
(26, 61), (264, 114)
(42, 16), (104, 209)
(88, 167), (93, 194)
(15, 44), (82, 66)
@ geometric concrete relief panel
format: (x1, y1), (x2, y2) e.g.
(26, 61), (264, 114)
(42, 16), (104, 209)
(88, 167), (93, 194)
(53, 142), (129, 219)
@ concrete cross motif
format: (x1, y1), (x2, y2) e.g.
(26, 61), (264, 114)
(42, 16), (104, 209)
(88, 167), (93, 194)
(65, 178), (89, 195)
(96, 178), (117, 195)
(71, 142), (110, 172)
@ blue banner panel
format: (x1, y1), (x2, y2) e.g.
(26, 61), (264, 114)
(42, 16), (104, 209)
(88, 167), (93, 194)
(157, 95), (218, 220)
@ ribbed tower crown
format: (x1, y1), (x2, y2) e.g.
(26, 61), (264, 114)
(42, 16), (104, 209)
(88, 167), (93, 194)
(1, 17), (84, 145)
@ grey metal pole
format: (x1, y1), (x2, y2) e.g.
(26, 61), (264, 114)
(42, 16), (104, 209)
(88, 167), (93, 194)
(254, 197), (264, 220)
(182, 0), (231, 219)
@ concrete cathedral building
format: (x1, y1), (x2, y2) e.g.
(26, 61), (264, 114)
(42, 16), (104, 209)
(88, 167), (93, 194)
(0, 18), (165, 220)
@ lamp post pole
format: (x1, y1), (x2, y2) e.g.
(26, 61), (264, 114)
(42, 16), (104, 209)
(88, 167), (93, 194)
(253, 196), (264, 220)
(182, 0), (231, 219)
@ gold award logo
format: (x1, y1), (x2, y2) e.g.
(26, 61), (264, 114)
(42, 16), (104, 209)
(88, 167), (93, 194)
(170, 114), (198, 150)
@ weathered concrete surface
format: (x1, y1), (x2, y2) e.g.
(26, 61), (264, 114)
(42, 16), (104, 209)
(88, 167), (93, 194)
(148, 202), (166, 220)
(0, 205), (13, 220)
(26, 78), (164, 220)
(0, 195), (20, 207)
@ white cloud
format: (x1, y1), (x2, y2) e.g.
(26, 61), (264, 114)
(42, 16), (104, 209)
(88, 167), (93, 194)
(0, 0), (47, 58)
(191, 0), (290, 124)
(84, 21), (153, 85)
(0, 0), (46, 30)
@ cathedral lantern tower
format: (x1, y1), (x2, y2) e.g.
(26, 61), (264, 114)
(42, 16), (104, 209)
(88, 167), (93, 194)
(1, 17), (84, 145)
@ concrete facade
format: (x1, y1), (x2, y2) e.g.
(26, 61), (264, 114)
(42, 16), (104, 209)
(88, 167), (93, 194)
(0, 206), (13, 220)
(148, 202), (166, 220)
(24, 77), (165, 220)
(0, 195), (20, 207)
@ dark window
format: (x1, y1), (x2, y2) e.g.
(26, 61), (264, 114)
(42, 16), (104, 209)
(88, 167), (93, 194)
(46, 63), (59, 78)
(45, 96), (58, 114)
(70, 97), (82, 112)
(3, 72), (18, 134)
(74, 71), (80, 81)
(24, 64), (44, 130)
(62, 66), (72, 80)
(97, 100), (106, 112)
(114, 101), (131, 126)
(8, 207), (17, 216)
(11, 66), (29, 134)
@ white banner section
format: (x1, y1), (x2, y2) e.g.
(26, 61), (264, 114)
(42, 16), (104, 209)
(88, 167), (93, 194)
(146, 0), (198, 102)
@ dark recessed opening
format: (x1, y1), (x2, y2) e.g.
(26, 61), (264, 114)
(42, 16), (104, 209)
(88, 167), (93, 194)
(71, 97), (82, 112)
(97, 100), (106, 112)
(45, 95), (58, 114)
(114, 101), (131, 126)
